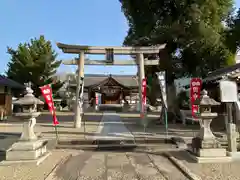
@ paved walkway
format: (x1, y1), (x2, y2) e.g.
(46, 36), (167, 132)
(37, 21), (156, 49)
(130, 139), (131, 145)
(90, 111), (134, 141)
(49, 150), (188, 180)
(46, 112), (188, 180)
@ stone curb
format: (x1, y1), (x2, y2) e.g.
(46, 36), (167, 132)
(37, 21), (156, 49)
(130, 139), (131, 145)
(0, 123), (20, 126)
(44, 154), (72, 180)
(163, 152), (202, 180)
(41, 111), (160, 117)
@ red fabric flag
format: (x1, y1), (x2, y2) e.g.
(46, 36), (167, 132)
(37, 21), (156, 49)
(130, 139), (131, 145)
(190, 78), (202, 118)
(141, 78), (147, 115)
(40, 84), (59, 125)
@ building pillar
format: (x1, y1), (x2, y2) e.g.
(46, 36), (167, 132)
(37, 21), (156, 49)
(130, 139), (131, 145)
(137, 53), (145, 114)
(74, 51), (85, 128)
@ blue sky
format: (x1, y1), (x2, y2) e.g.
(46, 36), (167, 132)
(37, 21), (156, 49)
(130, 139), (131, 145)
(0, 0), (137, 75)
(0, 0), (240, 76)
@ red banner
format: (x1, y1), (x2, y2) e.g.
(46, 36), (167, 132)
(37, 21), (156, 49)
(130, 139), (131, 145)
(95, 93), (99, 105)
(190, 78), (202, 117)
(40, 84), (59, 125)
(141, 78), (147, 117)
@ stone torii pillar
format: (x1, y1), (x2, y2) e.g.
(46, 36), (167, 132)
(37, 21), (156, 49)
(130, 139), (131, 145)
(74, 51), (85, 128)
(137, 53), (145, 115)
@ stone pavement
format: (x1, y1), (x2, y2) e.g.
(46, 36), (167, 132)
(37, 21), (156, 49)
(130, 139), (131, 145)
(47, 149), (188, 180)
(90, 112), (134, 141)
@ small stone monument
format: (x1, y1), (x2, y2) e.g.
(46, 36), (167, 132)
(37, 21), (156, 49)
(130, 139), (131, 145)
(226, 118), (240, 160)
(188, 90), (231, 163)
(0, 83), (51, 165)
(227, 123), (238, 154)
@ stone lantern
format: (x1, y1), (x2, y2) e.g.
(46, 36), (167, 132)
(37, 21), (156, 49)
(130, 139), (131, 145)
(190, 90), (231, 163)
(0, 85), (51, 165)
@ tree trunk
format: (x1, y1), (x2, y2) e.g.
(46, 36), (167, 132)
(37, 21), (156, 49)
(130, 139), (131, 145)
(166, 75), (177, 112)
(159, 44), (180, 120)
(147, 75), (160, 105)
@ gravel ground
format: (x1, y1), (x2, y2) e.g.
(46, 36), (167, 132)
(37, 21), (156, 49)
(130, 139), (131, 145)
(169, 150), (240, 180)
(0, 149), (78, 180)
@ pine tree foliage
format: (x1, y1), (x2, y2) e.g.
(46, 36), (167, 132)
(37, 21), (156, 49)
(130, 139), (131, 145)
(6, 35), (63, 97)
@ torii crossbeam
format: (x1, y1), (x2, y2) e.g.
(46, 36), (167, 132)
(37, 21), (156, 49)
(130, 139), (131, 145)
(62, 58), (159, 66)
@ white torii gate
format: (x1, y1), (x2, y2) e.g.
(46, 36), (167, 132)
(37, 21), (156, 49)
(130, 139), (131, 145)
(57, 42), (166, 128)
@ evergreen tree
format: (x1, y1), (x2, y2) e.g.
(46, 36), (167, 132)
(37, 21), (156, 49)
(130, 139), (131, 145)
(120, 0), (234, 78)
(6, 35), (63, 97)
(119, 0), (234, 110)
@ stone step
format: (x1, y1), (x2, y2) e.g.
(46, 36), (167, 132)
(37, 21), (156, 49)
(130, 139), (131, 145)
(56, 144), (137, 151)
(56, 138), (175, 151)
(57, 137), (172, 146)
(56, 143), (173, 151)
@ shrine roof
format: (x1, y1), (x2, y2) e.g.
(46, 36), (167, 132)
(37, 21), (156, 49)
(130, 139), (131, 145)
(70, 74), (138, 88)
(0, 75), (25, 89)
(183, 63), (240, 89)
(204, 63), (240, 82)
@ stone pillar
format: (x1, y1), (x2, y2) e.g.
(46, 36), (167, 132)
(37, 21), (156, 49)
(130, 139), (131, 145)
(20, 118), (37, 141)
(227, 123), (238, 153)
(137, 53), (145, 114)
(74, 51), (85, 128)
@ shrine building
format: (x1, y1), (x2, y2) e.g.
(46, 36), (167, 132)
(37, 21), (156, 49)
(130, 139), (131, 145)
(70, 74), (139, 104)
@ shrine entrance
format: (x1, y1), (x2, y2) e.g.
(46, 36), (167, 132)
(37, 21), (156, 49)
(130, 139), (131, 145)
(57, 42), (166, 128)
(88, 75), (127, 105)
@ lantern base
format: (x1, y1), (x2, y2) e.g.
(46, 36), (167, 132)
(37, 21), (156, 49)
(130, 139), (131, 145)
(187, 150), (231, 163)
(191, 137), (221, 151)
(0, 140), (51, 166)
(189, 137), (230, 163)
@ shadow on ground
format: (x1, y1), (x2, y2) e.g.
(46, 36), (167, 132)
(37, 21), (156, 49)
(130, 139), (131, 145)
(1, 114), (103, 124)
(37, 114), (103, 123)
(166, 150), (196, 163)
(43, 131), (98, 136)
(0, 133), (20, 162)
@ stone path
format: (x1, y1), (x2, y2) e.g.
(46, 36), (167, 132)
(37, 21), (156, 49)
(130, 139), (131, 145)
(90, 111), (134, 141)
(52, 150), (188, 180)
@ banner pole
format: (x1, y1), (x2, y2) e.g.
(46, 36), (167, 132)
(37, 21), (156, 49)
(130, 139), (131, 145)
(52, 110), (59, 142)
(83, 112), (86, 139)
(54, 124), (59, 142)
(164, 105), (168, 140)
(50, 84), (59, 142)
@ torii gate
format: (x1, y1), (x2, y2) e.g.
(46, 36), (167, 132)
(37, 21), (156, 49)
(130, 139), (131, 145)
(57, 42), (166, 128)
